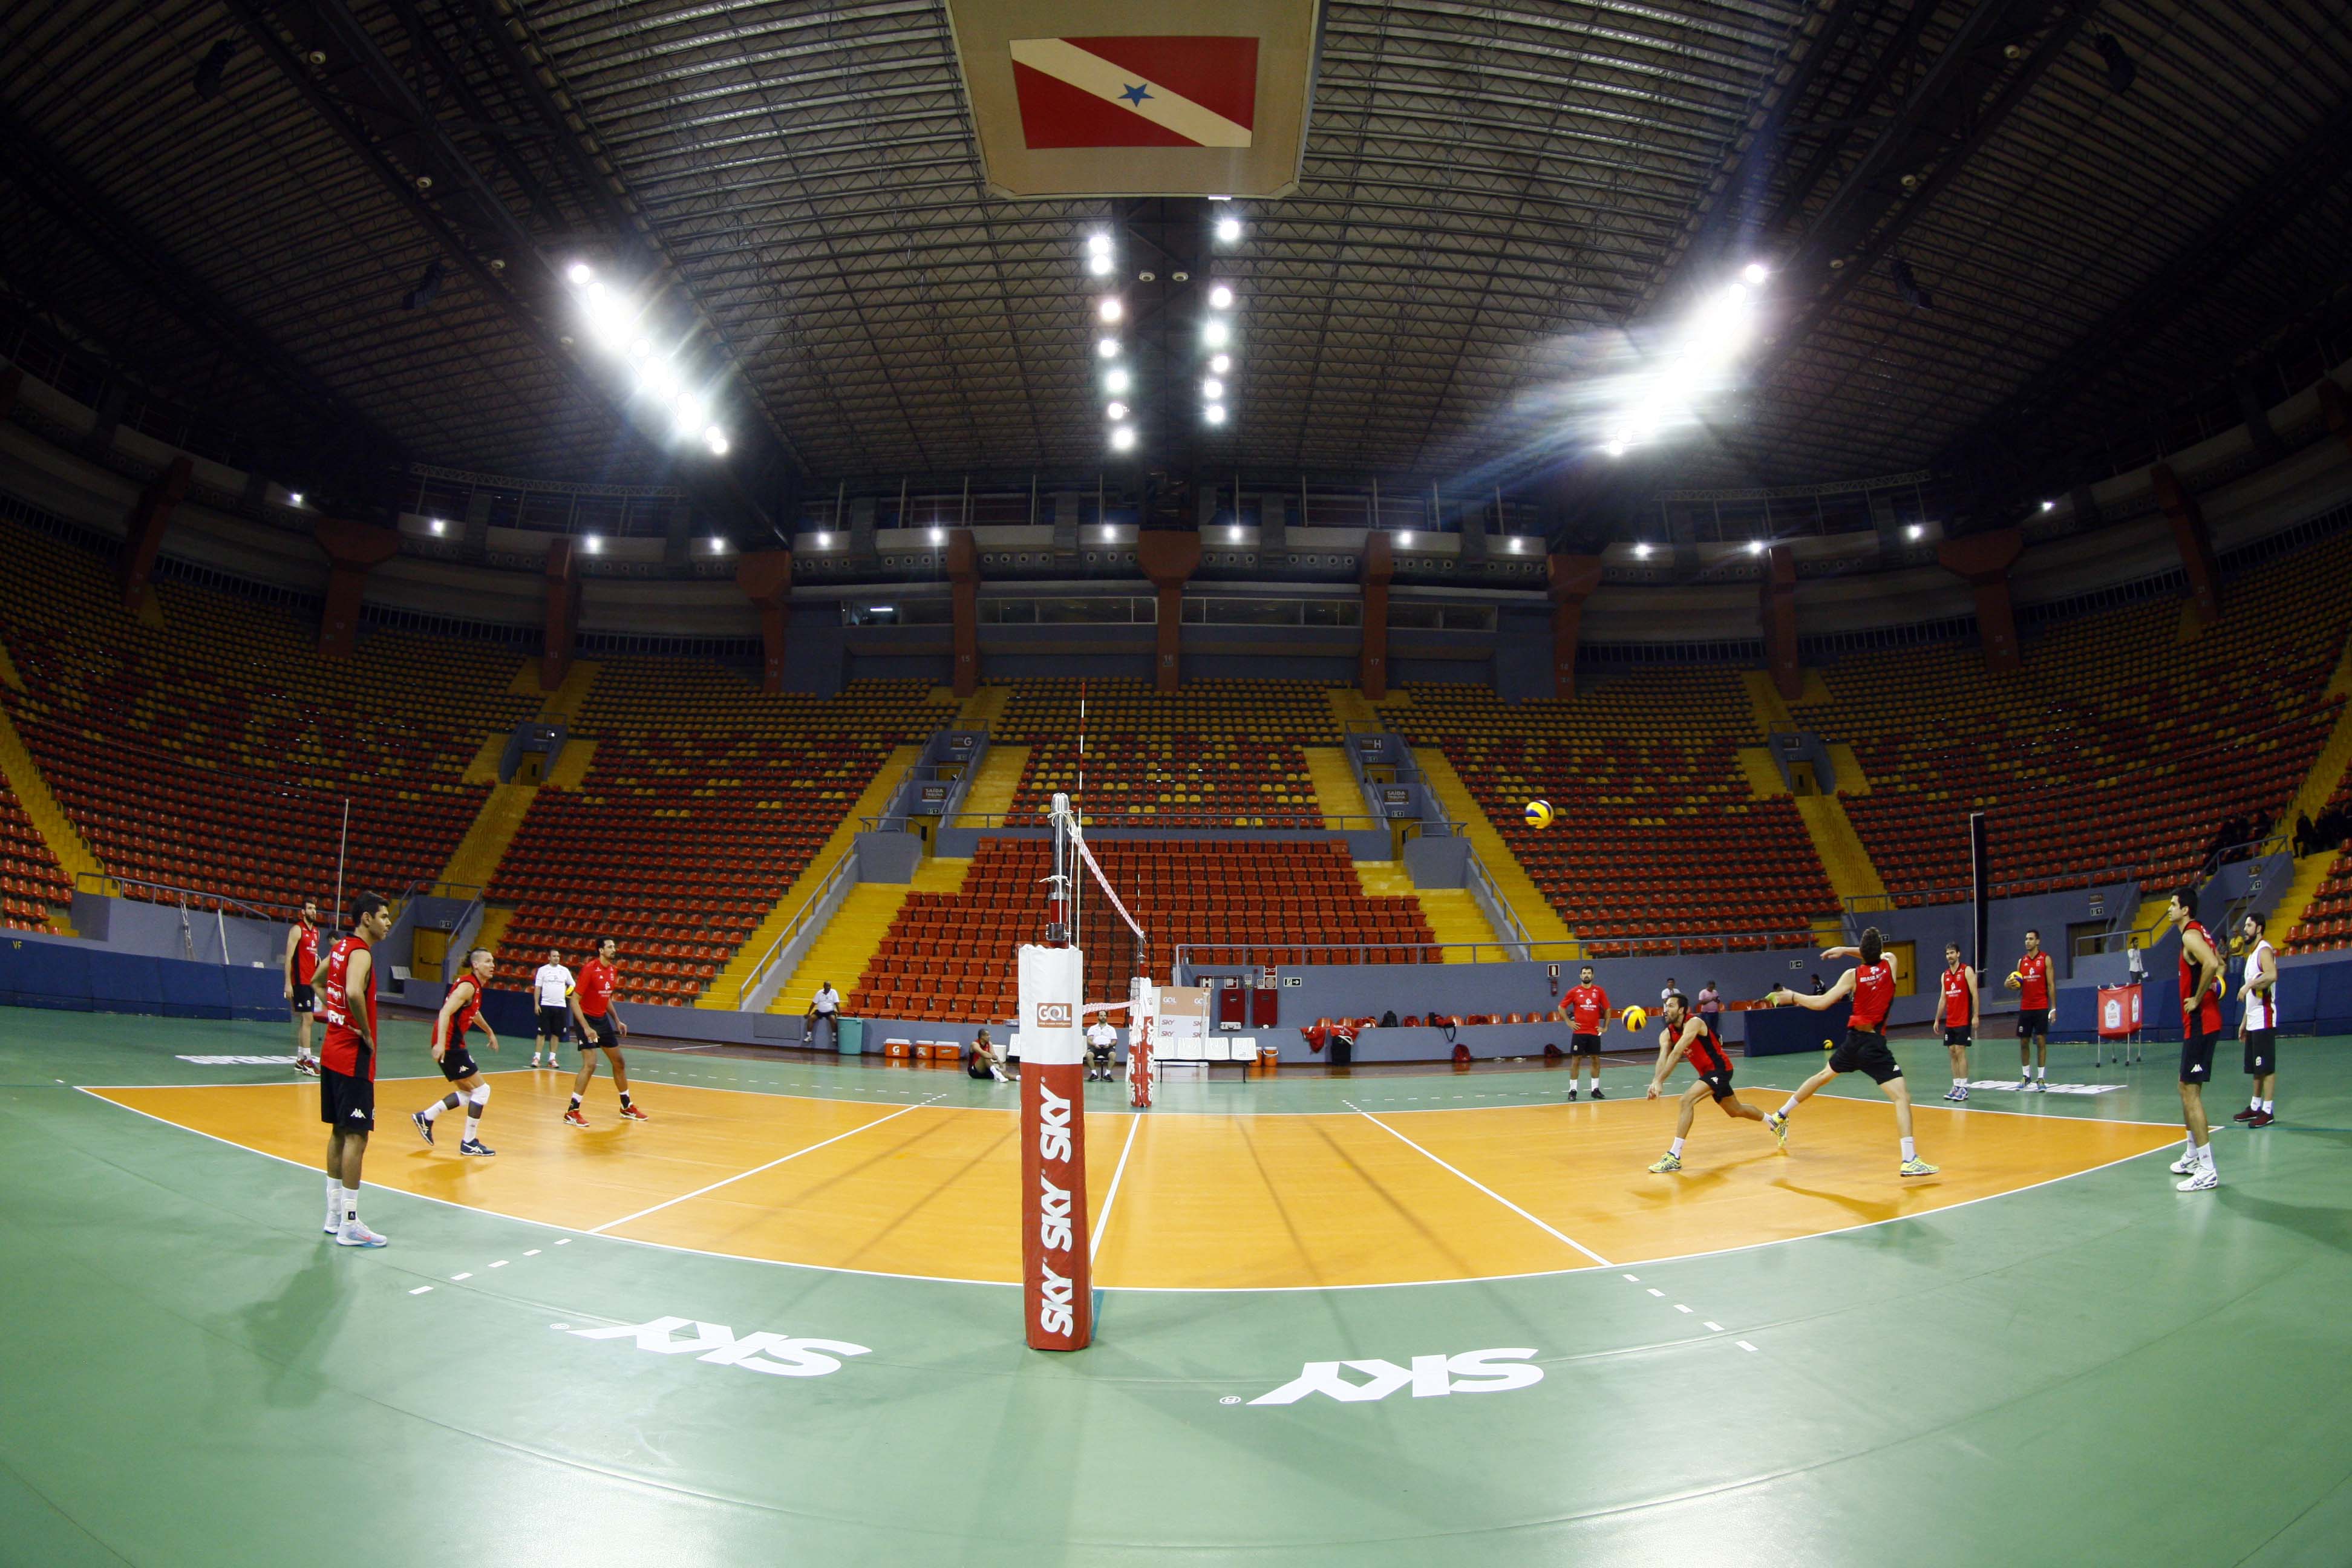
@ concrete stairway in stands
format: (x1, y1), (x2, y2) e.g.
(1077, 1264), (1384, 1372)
(2271, 638), (2352, 948)
(0, 655), (109, 905)
(1302, 746), (1368, 825)
(954, 744), (1027, 826)
(2271, 849), (2339, 951)
(701, 743), (921, 1008)
(782, 854), (973, 1016)
(512, 658), (602, 726)
(439, 782), (538, 893)
(1356, 858), (1496, 961)
(956, 684), (1010, 730)
(1410, 746), (1578, 950)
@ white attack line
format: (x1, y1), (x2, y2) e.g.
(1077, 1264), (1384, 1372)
(589, 1094), (945, 1234)
(1342, 1100), (1613, 1266)
(1089, 1114), (1143, 1261)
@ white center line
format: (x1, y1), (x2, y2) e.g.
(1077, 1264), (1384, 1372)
(1341, 1100), (1612, 1266)
(1088, 1114), (1143, 1261)
(589, 1094), (946, 1234)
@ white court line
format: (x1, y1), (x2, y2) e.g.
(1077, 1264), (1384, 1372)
(587, 1093), (945, 1234)
(1088, 1114), (1142, 1261)
(1342, 1099), (1613, 1267)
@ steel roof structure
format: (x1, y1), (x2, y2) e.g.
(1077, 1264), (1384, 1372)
(2, 0), (2348, 523)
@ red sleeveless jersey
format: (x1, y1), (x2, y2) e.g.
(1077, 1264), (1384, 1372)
(1941, 966), (1971, 1027)
(1682, 1016), (1730, 1077)
(291, 918), (322, 984)
(436, 976), (485, 1051)
(2179, 921), (2223, 1036)
(320, 936), (377, 1079)
(1851, 958), (1895, 1031)
(2016, 950), (2051, 1009)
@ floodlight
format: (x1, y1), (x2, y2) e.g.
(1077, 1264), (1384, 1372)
(1215, 217), (1243, 243)
(705, 428), (729, 456)
(1097, 337), (1120, 359)
(1210, 353), (1232, 374)
(1107, 401), (1128, 420)
(1208, 284), (1234, 309)
(1111, 425), (1137, 452)
(1202, 378), (1224, 399)
(1204, 404), (1227, 425)
(1203, 320), (1230, 348)
(1106, 367), (1131, 393)
(1098, 298), (1123, 323)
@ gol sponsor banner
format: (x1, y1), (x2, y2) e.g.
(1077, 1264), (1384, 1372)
(1019, 943), (1092, 1350)
(2096, 984), (2143, 1039)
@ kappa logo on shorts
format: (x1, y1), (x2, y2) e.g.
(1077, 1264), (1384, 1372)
(1247, 1348), (1543, 1405)
(348, 1108), (368, 1120)
(566, 1316), (871, 1378)
(1036, 1001), (1074, 1027)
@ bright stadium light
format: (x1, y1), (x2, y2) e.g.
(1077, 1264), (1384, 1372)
(930, 527), (946, 544)
(628, 337), (652, 361)
(1747, 539), (1765, 555)
(288, 491), (304, 506)
(1105, 367), (1131, 394)
(1097, 337), (1120, 359)
(1107, 400), (1129, 420)
(1603, 443), (1626, 459)
(567, 261), (593, 285)
(1399, 532), (1414, 547)
(815, 531), (831, 547)
(429, 518), (445, 535)
(1098, 297), (1123, 323)
(1203, 377), (1224, 399)
(1086, 231), (1112, 258)
(2041, 498), (2057, 512)
(711, 537), (730, 552)
(1210, 353), (1232, 374)
(1742, 263), (1769, 286)
(1906, 523), (1924, 541)
(1111, 425), (1137, 452)
(1204, 404), (1227, 425)
(704, 427), (729, 456)
(1208, 284), (1234, 309)
(1088, 251), (1113, 277)
(1633, 542), (1653, 559)
(1230, 525), (1243, 541)
(1203, 319), (1230, 348)
(584, 534), (601, 554)
(1215, 216), (1243, 243)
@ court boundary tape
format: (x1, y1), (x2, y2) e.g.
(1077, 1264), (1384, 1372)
(73, 1085), (2183, 1296)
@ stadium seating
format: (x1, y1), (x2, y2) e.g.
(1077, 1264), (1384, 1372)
(488, 667), (953, 1004)
(0, 783), (71, 930)
(0, 518), (533, 914)
(2284, 776), (2352, 956)
(1393, 672), (1837, 951)
(853, 837), (1433, 1021)
(1821, 531), (2352, 898)
(990, 679), (1341, 826)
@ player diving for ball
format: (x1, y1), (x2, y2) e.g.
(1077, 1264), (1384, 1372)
(1642, 991), (1785, 1172)
(1762, 927), (1939, 1177)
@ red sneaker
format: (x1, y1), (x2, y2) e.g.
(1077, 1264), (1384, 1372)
(2247, 1110), (2275, 1128)
(2231, 1107), (2259, 1122)
(619, 1103), (650, 1121)
(562, 1107), (589, 1128)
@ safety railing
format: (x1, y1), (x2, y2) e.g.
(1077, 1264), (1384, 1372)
(1171, 926), (1823, 976)
(2077, 833), (2291, 956)
(78, 869), (297, 924)
(1845, 860), (2140, 917)
(867, 811), (1462, 834)
(722, 847), (862, 1012)
(1463, 849), (1532, 961)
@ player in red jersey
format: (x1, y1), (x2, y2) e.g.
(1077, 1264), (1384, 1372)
(2166, 886), (2228, 1191)
(1938, 942), (1980, 1102)
(281, 895), (325, 1077)
(411, 947), (500, 1157)
(1762, 927), (1938, 1176)
(319, 892), (395, 1247)
(2007, 929), (2055, 1090)
(1563, 964), (1610, 1100)
(1642, 991), (1783, 1171)
(564, 937), (647, 1128)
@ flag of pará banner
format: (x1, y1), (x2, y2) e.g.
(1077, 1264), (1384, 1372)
(1010, 36), (1257, 148)
(943, 0), (1320, 198)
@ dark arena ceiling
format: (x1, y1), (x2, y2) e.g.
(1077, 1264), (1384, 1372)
(2, 0), (2349, 515)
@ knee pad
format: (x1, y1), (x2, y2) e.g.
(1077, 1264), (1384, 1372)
(471, 1084), (490, 1108)
(443, 1091), (465, 1110)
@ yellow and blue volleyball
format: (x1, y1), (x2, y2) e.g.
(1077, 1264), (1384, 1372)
(1524, 799), (1555, 829)
(1622, 1005), (1647, 1033)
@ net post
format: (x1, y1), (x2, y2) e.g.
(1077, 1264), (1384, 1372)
(1128, 972), (1156, 1109)
(1019, 794), (1092, 1350)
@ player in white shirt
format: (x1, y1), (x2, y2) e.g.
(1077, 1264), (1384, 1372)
(532, 949), (574, 1068)
(807, 982), (842, 1051)
(2232, 913), (2279, 1128)
(1085, 1017), (1119, 1082)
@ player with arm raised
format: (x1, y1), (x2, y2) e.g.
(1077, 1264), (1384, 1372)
(1762, 928), (1938, 1177)
(2167, 887), (2227, 1190)
(1939, 942), (1980, 1102)
(1642, 991), (1782, 1172)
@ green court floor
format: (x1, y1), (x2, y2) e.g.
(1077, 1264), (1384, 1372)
(2, 1007), (2348, 1567)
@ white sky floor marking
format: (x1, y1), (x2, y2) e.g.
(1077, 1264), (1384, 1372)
(587, 1093), (946, 1234)
(1089, 1114), (1141, 1261)
(1341, 1100), (1613, 1267)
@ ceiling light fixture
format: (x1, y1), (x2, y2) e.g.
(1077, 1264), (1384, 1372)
(1633, 542), (1652, 559)
(1106, 400), (1128, 420)
(1746, 539), (1765, 555)
(288, 491), (304, 506)
(1209, 353), (1231, 374)
(566, 261), (593, 286)
(1906, 523), (1924, 541)
(1202, 377), (1224, 399)
(1098, 298), (1123, 323)
(1208, 284), (1234, 309)
(1203, 320), (1230, 348)
(2040, 499), (2057, 512)
(1215, 216), (1243, 243)
(704, 428), (729, 456)
(584, 535), (601, 554)
(1105, 367), (1131, 394)
(1111, 425), (1137, 452)
(1204, 404), (1227, 425)
(1096, 337), (1120, 359)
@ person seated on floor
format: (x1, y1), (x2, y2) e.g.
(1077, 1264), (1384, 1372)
(967, 1027), (1011, 1082)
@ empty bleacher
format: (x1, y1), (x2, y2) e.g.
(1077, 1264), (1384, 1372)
(0, 518), (534, 913)
(0, 782), (70, 929)
(990, 679), (1341, 827)
(854, 837), (1432, 1021)
(487, 667), (954, 1004)
(1821, 531), (2352, 899)
(1393, 671), (1837, 951)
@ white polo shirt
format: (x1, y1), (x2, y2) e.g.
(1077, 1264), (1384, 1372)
(812, 986), (841, 1016)
(534, 963), (573, 1008)
(1087, 1021), (1118, 1051)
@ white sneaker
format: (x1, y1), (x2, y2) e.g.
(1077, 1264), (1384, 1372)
(324, 1214), (341, 1235)
(2169, 1148), (2199, 1175)
(2176, 1167), (2218, 1192)
(336, 1221), (388, 1247)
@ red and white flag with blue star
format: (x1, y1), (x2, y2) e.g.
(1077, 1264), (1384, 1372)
(1009, 36), (1258, 148)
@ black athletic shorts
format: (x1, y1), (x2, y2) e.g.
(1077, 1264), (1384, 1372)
(2179, 1016), (2219, 1084)
(290, 983), (316, 1012)
(438, 1045), (479, 1083)
(1696, 1068), (1736, 1102)
(580, 1012), (619, 1052)
(1943, 1026), (1973, 1049)
(1570, 1031), (1602, 1055)
(2243, 1028), (2276, 1077)
(537, 1005), (569, 1039)
(1830, 1027), (1903, 1083)
(319, 1067), (375, 1132)
(2016, 1008), (2050, 1039)
(967, 1057), (995, 1080)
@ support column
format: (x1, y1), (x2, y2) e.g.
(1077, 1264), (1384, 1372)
(541, 535), (580, 691)
(736, 550), (795, 693)
(1758, 544), (1802, 702)
(1358, 531), (1394, 699)
(1137, 531), (1200, 693)
(1546, 553), (1604, 698)
(1936, 527), (2027, 673)
(311, 518), (400, 658)
(119, 456), (194, 610)
(948, 528), (982, 697)
(2149, 464), (2221, 624)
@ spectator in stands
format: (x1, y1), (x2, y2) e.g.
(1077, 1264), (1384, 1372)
(807, 981), (842, 1051)
(1696, 982), (1723, 1031)
(967, 1027), (1010, 1082)
(2126, 939), (2146, 987)
(1662, 976), (1678, 1008)
(2293, 812), (2317, 858)
(1809, 973), (1828, 995)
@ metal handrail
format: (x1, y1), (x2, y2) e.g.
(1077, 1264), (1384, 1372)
(1463, 849), (1532, 959)
(1846, 861), (2138, 912)
(1171, 926), (1823, 972)
(78, 869), (296, 924)
(725, 846), (861, 1009)
(2077, 833), (2293, 956)
(866, 811), (1460, 833)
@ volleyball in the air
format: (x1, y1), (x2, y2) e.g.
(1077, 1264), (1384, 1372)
(1622, 1005), (1647, 1033)
(1524, 799), (1555, 829)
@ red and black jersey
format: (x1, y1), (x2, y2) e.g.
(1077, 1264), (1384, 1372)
(1680, 1016), (1730, 1077)
(1566, 984), (1609, 1034)
(2179, 921), (2223, 1036)
(2016, 950), (2051, 1010)
(319, 936), (377, 1080)
(577, 958), (619, 1018)
(1941, 965), (1972, 1027)
(436, 976), (485, 1051)
(1851, 958), (1895, 1032)
(290, 918), (322, 984)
